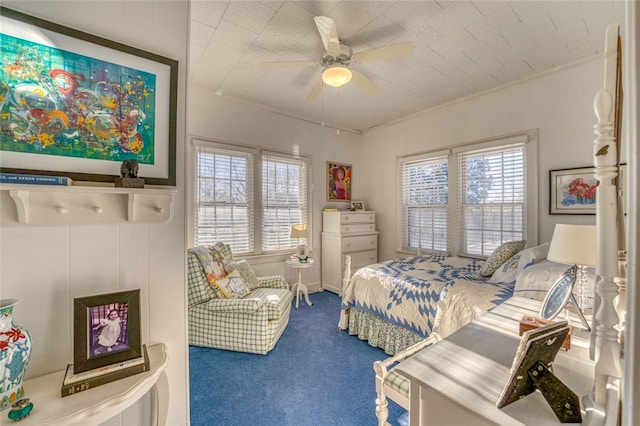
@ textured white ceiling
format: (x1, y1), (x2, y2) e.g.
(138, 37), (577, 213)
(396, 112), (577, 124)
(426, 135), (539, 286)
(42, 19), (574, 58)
(189, 1), (626, 132)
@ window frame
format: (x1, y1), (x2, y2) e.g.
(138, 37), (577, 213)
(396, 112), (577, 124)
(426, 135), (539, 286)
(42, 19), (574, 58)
(192, 138), (312, 257)
(397, 131), (538, 257)
(259, 150), (310, 254)
(398, 149), (450, 254)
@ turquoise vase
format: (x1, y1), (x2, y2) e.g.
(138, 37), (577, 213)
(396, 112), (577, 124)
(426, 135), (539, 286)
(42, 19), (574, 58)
(0, 299), (32, 411)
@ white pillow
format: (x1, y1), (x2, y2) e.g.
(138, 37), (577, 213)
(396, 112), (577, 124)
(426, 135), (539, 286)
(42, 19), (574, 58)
(527, 242), (550, 262)
(488, 250), (536, 283)
(513, 260), (595, 303)
(487, 243), (551, 284)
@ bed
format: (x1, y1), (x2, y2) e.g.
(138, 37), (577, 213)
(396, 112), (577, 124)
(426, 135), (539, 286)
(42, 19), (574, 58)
(338, 254), (519, 355)
(337, 242), (552, 425)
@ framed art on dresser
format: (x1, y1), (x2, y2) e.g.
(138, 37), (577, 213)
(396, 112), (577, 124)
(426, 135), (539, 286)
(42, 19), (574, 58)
(327, 161), (352, 201)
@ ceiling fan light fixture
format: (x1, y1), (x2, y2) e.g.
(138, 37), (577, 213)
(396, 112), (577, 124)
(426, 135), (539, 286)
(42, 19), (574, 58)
(322, 65), (352, 87)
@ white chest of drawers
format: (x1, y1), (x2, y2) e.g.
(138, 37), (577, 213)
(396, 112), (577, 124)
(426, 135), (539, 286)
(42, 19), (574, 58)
(321, 211), (378, 295)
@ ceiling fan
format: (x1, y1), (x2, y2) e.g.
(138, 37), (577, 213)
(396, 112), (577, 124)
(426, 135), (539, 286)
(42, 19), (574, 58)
(261, 16), (415, 100)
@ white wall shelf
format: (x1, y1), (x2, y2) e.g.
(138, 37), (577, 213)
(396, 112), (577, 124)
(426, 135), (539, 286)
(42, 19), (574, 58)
(12, 343), (168, 426)
(0, 184), (176, 226)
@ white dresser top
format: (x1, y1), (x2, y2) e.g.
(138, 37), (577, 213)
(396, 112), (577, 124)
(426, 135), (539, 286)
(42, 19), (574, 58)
(396, 297), (594, 425)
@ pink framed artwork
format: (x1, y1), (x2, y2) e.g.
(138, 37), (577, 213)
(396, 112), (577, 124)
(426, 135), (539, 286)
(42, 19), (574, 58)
(549, 165), (626, 215)
(327, 161), (352, 201)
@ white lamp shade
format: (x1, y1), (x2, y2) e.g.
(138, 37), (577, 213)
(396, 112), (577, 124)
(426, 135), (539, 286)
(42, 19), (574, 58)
(547, 224), (596, 267)
(290, 224), (308, 239)
(322, 66), (352, 87)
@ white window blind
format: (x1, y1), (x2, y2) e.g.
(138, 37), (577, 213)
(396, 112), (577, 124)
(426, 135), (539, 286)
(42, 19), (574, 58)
(457, 142), (526, 256)
(195, 144), (254, 253)
(400, 154), (449, 253)
(262, 155), (308, 251)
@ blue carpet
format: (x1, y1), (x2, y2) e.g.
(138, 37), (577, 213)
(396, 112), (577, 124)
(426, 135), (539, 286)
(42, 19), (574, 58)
(189, 291), (409, 425)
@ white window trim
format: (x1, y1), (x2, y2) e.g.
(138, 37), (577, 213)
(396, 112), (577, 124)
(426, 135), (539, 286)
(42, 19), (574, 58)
(259, 150), (312, 253)
(397, 130), (538, 256)
(190, 137), (312, 256)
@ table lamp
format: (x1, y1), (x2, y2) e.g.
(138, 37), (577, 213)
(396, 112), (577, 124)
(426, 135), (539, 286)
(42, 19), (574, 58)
(547, 223), (597, 313)
(290, 224), (309, 261)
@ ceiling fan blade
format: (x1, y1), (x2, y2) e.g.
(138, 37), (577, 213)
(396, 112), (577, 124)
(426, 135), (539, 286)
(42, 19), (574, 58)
(261, 60), (318, 68)
(314, 16), (341, 56)
(353, 41), (416, 64)
(306, 78), (323, 101)
(350, 69), (382, 96)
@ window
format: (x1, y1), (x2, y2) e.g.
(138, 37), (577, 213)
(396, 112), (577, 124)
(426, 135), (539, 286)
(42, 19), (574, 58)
(456, 142), (526, 256)
(399, 132), (537, 256)
(400, 153), (449, 253)
(194, 140), (310, 255)
(195, 145), (254, 251)
(262, 154), (308, 251)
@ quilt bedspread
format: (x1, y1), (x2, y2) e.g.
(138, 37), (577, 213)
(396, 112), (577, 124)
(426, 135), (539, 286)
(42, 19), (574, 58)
(341, 255), (514, 340)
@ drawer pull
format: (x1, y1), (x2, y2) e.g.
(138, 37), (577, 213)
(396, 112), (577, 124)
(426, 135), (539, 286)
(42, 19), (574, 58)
(370, 241), (374, 245)
(344, 226), (349, 231)
(345, 242), (351, 247)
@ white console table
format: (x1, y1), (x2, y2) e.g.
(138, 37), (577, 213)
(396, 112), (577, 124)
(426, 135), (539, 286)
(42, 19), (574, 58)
(396, 297), (597, 425)
(2, 343), (168, 426)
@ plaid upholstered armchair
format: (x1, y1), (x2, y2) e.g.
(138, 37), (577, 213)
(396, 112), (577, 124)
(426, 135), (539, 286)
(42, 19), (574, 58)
(187, 242), (293, 354)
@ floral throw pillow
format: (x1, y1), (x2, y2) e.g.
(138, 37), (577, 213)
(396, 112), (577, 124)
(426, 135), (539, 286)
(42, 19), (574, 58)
(206, 246), (228, 278)
(215, 270), (251, 299)
(479, 240), (526, 277)
(191, 246), (227, 298)
(228, 260), (260, 290)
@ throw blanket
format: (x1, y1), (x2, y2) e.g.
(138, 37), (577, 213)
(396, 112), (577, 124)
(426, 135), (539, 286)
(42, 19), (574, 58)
(341, 255), (514, 340)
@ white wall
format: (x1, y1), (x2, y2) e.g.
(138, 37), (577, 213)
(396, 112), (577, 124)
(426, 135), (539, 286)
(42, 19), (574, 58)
(188, 87), (362, 286)
(0, 2), (189, 425)
(360, 58), (608, 261)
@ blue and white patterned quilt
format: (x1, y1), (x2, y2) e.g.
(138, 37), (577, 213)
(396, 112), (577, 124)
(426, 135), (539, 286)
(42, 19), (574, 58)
(341, 255), (515, 339)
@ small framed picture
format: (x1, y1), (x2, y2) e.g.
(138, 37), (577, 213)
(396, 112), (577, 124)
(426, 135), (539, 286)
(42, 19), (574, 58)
(351, 200), (365, 211)
(73, 289), (142, 373)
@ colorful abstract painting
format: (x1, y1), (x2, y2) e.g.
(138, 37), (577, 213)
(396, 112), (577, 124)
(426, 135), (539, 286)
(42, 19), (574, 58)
(0, 33), (156, 164)
(327, 161), (352, 201)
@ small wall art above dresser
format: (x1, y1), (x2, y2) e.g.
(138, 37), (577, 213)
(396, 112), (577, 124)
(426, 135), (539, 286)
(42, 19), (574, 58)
(321, 210), (378, 295)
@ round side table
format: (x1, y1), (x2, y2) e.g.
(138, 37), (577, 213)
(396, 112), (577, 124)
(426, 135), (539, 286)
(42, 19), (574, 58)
(285, 258), (314, 309)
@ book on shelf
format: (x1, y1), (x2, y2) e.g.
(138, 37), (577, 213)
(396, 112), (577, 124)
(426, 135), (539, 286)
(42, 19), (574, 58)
(0, 172), (73, 186)
(61, 344), (149, 397)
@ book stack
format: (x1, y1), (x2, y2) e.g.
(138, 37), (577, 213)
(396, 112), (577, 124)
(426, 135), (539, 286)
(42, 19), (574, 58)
(61, 344), (149, 397)
(0, 172), (73, 186)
